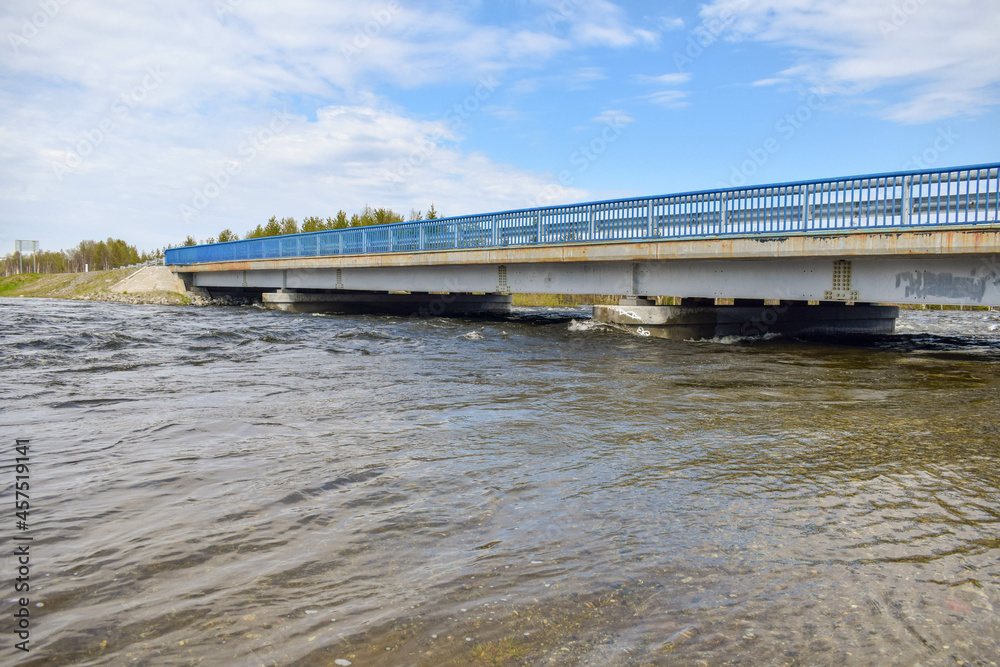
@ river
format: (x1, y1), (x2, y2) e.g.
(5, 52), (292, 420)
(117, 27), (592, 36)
(2, 298), (999, 666)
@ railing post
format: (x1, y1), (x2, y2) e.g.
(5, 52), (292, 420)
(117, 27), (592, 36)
(801, 185), (811, 230)
(720, 192), (727, 231)
(588, 205), (595, 240)
(536, 210), (542, 243)
(901, 176), (912, 226)
(363, 229), (368, 254)
(419, 224), (425, 250)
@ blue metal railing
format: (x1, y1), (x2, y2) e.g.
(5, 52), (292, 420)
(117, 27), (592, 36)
(165, 163), (1000, 265)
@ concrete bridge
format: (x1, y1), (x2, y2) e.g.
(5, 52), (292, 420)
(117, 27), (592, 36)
(166, 163), (1000, 338)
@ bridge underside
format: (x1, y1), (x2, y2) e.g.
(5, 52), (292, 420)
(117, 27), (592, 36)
(185, 255), (998, 307)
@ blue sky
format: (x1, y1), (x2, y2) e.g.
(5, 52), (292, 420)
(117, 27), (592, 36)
(2, 0), (999, 253)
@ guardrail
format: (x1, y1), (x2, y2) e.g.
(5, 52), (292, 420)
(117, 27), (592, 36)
(165, 163), (1000, 265)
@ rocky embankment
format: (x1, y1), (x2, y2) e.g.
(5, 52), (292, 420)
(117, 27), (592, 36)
(82, 290), (214, 306)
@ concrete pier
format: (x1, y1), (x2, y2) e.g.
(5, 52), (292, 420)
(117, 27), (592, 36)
(262, 290), (512, 316)
(593, 301), (900, 339)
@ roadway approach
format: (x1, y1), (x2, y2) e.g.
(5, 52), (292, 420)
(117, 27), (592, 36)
(166, 163), (1000, 339)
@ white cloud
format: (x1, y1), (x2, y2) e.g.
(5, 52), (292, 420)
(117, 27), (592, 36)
(568, 67), (608, 89)
(533, 0), (658, 48)
(248, 104), (589, 219)
(660, 17), (685, 31)
(573, 22), (655, 48)
(592, 109), (634, 126)
(699, 0), (1000, 123)
(633, 72), (690, 109)
(513, 67), (608, 94)
(642, 90), (689, 109)
(634, 73), (692, 86)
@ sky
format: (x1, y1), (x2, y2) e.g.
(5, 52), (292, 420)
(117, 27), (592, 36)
(2, 0), (999, 254)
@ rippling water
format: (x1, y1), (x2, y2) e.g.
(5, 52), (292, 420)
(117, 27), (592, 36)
(2, 298), (999, 666)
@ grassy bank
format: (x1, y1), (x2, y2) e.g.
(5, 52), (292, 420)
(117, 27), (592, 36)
(0, 269), (199, 306)
(0, 269), (134, 299)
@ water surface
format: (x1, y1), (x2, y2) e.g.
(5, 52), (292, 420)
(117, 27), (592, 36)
(2, 299), (999, 665)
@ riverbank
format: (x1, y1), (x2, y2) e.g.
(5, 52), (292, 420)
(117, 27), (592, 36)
(0, 268), (201, 306)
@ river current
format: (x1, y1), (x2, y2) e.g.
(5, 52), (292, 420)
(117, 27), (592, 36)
(2, 298), (999, 666)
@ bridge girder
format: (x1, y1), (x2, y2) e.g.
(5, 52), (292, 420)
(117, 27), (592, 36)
(175, 229), (1000, 307)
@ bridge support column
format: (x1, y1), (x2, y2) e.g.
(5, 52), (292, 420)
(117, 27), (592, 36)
(262, 290), (512, 316)
(593, 302), (900, 339)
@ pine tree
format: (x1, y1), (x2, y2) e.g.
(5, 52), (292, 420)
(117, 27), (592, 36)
(301, 216), (325, 233)
(262, 216), (282, 237)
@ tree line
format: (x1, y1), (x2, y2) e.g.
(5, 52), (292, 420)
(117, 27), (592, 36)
(1, 239), (160, 277)
(183, 204), (440, 246)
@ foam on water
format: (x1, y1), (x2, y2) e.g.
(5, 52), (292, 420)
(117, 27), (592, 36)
(567, 318), (611, 332)
(687, 332), (783, 345)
